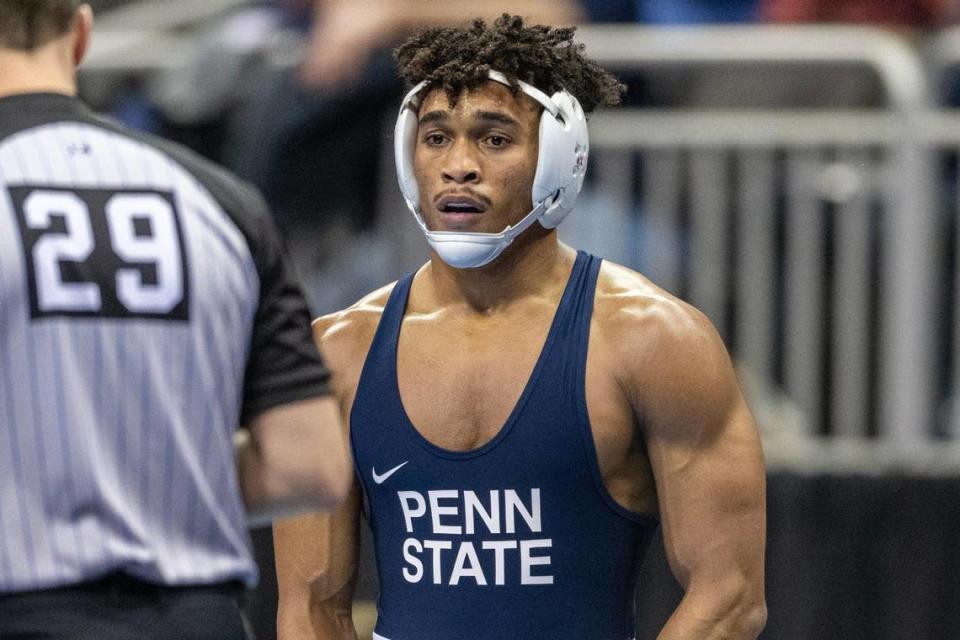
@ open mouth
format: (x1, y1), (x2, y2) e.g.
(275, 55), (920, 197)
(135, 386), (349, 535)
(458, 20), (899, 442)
(437, 195), (487, 215)
(440, 203), (483, 214)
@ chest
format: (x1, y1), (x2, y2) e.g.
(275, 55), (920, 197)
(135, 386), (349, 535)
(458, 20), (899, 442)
(368, 310), (655, 515)
(393, 308), (636, 456)
(396, 310), (552, 451)
(350, 282), (657, 515)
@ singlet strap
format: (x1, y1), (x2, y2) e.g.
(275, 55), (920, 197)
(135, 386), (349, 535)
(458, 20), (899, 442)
(349, 271), (415, 443)
(509, 251), (599, 409)
(384, 272), (416, 339)
(361, 272), (415, 374)
(572, 255), (604, 364)
(538, 252), (602, 368)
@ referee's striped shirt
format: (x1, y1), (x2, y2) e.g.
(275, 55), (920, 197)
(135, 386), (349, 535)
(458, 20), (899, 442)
(0, 93), (330, 593)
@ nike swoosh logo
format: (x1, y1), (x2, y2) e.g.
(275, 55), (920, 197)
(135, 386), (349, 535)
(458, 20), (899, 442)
(372, 461), (409, 485)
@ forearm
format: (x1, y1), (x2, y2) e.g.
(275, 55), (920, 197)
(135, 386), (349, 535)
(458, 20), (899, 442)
(274, 489), (363, 640)
(657, 588), (766, 640)
(278, 598), (356, 640)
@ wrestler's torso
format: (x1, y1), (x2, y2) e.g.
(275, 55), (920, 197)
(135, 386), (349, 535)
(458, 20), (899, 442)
(319, 247), (660, 518)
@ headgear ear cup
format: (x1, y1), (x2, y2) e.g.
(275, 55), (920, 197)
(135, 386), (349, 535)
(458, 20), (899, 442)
(534, 90), (589, 229)
(395, 80), (428, 212)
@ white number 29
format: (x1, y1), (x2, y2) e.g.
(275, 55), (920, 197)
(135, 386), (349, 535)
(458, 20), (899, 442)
(24, 189), (184, 315)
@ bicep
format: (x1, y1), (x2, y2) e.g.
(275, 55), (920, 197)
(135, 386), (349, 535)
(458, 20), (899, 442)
(649, 395), (766, 590)
(634, 316), (766, 590)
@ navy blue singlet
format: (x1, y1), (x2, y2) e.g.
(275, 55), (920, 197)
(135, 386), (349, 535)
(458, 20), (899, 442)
(351, 252), (659, 640)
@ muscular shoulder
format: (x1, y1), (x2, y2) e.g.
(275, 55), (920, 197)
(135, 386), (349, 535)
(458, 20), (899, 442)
(312, 282), (397, 392)
(593, 261), (737, 424)
(593, 261), (718, 359)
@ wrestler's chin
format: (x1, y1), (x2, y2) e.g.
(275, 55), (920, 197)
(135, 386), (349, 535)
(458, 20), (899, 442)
(432, 211), (491, 232)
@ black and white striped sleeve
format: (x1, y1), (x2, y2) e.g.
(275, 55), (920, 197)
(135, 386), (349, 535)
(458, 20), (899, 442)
(237, 182), (331, 424)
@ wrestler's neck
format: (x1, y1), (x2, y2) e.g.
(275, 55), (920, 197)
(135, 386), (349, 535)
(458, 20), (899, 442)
(425, 228), (575, 313)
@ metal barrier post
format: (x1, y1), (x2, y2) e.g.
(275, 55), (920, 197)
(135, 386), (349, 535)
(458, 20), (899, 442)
(577, 25), (937, 447)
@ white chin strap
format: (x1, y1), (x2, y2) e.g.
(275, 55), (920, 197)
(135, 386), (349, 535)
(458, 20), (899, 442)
(413, 199), (549, 269)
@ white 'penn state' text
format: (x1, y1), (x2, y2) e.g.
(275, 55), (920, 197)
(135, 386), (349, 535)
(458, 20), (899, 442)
(398, 489), (553, 587)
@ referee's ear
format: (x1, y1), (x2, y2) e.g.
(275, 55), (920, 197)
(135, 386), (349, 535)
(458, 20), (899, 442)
(71, 4), (93, 69)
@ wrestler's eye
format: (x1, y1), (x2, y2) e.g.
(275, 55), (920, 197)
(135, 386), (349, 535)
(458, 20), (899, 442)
(485, 135), (509, 148)
(424, 133), (447, 146)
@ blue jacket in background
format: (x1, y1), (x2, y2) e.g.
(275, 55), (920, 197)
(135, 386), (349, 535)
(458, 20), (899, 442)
(582, 0), (759, 24)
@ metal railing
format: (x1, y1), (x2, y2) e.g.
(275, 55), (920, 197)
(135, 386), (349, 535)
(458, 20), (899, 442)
(925, 27), (960, 448)
(573, 26), (940, 469)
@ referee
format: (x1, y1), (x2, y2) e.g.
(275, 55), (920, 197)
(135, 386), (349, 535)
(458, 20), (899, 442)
(0, 2), (351, 639)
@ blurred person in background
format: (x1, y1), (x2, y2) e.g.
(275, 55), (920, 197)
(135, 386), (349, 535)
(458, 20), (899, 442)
(762, 0), (960, 29)
(0, 1), (351, 638)
(274, 15), (767, 640)
(298, 1), (584, 91)
(575, 0), (760, 25)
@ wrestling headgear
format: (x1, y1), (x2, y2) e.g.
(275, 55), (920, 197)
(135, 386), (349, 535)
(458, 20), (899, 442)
(394, 70), (589, 269)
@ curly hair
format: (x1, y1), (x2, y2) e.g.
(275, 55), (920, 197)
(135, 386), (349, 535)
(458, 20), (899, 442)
(394, 14), (625, 114)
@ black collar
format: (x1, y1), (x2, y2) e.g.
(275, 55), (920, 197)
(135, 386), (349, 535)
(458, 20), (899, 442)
(0, 92), (89, 117)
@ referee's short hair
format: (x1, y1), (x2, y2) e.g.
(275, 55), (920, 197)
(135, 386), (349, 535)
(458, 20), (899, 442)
(0, 0), (81, 51)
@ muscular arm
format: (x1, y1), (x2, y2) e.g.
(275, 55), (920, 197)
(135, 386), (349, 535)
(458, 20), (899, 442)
(275, 483), (362, 639)
(624, 299), (767, 639)
(274, 297), (389, 638)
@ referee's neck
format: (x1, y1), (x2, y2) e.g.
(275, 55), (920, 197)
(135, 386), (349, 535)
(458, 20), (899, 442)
(0, 44), (79, 101)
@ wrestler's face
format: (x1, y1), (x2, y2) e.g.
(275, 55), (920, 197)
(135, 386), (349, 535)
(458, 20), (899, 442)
(413, 81), (541, 234)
